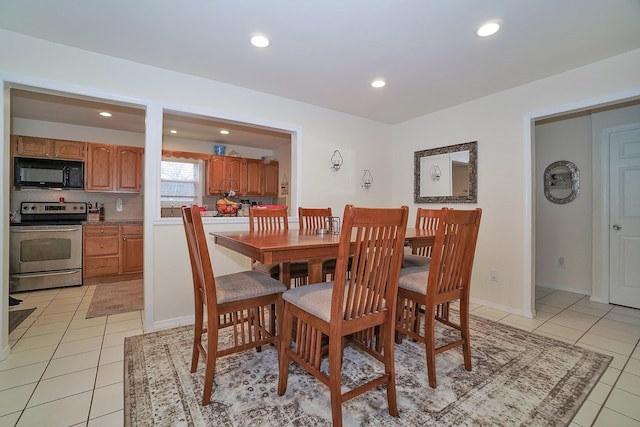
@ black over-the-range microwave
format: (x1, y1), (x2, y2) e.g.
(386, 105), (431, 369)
(14, 157), (84, 189)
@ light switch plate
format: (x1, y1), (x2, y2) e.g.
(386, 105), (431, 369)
(116, 198), (123, 212)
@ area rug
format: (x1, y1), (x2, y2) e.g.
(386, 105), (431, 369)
(124, 314), (611, 427)
(86, 280), (143, 318)
(9, 308), (36, 333)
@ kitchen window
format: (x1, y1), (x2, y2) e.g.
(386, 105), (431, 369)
(160, 157), (203, 207)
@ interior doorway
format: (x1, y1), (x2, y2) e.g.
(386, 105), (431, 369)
(532, 98), (640, 315)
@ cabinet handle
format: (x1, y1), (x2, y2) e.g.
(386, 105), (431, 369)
(100, 264), (104, 268)
(100, 244), (104, 248)
(101, 229), (104, 233)
(123, 237), (127, 241)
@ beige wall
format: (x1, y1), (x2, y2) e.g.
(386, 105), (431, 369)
(391, 49), (640, 317)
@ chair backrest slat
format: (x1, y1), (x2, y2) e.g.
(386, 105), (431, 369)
(333, 205), (409, 323)
(182, 205), (218, 309)
(413, 208), (441, 257)
(298, 207), (332, 231)
(249, 207), (288, 232)
(427, 208), (482, 301)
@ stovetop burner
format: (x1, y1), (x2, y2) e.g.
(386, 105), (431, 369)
(17, 201), (88, 225)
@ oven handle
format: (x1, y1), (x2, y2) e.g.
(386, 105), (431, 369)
(11, 227), (81, 233)
(11, 270), (80, 278)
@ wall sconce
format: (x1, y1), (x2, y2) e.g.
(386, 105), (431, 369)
(431, 165), (441, 181)
(330, 150), (344, 171)
(362, 169), (373, 189)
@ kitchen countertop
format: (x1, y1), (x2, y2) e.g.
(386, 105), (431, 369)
(83, 220), (143, 225)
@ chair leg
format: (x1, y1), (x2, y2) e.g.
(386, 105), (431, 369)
(382, 320), (399, 417)
(460, 299), (472, 371)
(202, 323), (219, 406)
(277, 304), (294, 396)
(328, 336), (343, 427)
(191, 302), (204, 373)
(424, 311), (437, 389)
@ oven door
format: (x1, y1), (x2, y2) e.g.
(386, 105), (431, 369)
(9, 225), (83, 274)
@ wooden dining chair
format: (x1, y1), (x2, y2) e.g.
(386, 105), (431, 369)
(278, 204), (409, 427)
(181, 205), (287, 405)
(249, 206), (309, 287)
(298, 206), (337, 281)
(402, 208), (441, 268)
(396, 207), (482, 388)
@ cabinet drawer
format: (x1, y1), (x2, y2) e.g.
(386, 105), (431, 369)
(84, 225), (119, 237)
(122, 224), (142, 235)
(84, 256), (119, 277)
(85, 236), (119, 256)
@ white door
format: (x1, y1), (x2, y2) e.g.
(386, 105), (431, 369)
(609, 125), (640, 309)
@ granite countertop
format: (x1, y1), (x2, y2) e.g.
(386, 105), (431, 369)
(83, 220), (143, 225)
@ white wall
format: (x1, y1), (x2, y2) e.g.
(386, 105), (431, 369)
(0, 29), (392, 353)
(391, 48), (640, 317)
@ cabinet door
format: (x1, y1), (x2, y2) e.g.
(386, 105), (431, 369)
(86, 144), (114, 191)
(14, 135), (51, 158)
(53, 140), (85, 160)
(115, 146), (143, 192)
(225, 157), (243, 193)
(121, 225), (143, 274)
(244, 159), (262, 195)
(207, 155), (225, 195)
(263, 161), (279, 196)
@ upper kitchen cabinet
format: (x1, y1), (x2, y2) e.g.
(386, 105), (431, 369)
(12, 135), (85, 160)
(263, 161), (279, 196)
(243, 158), (262, 195)
(86, 143), (143, 193)
(115, 146), (144, 192)
(207, 155), (243, 195)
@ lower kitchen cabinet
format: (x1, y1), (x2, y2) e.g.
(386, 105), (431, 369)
(83, 222), (143, 284)
(121, 224), (144, 273)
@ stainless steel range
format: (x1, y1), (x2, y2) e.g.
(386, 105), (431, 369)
(9, 201), (87, 292)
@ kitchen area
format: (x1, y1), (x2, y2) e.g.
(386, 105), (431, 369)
(7, 86), (292, 310)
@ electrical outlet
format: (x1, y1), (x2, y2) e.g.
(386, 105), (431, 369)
(490, 269), (499, 282)
(116, 198), (123, 212)
(558, 256), (565, 267)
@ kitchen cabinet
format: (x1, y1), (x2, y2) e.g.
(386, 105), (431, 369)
(83, 224), (120, 280)
(207, 155), (242, 195)
(83, 222), (143, 284)
(243, 158), (262, 195)
(206, 155), (225, 195)
(207, 155), (279, 196)
(86, 143), (143, 192)
(12, 135), (85, 160)
(115, 146), (143, 192)
(263, 161), (279, 196)
(121, 224), (144, 274)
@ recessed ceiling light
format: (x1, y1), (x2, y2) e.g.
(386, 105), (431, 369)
(371, 80), (386, 88)
(477, 22), (500, 37)
(250, 35), (270, 48)
(220, 129), (230, 135)
(99, 111), (112, 117)
(170, 129), (177, 134)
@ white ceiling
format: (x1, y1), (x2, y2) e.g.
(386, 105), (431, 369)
(3, 1), (640, 145)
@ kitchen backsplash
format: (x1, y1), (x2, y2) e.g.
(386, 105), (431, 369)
(11, 189), (144, 223)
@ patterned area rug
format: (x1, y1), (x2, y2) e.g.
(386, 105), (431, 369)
(86, 280), (143, 318)
(124, 314), (610, 426)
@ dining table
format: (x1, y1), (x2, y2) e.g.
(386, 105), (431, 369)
(210, 227), (435, 285)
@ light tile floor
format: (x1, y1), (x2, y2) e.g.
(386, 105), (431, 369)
(1, 285), (639, 426)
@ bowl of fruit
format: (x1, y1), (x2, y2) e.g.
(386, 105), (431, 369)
(216, 198), (239, 216)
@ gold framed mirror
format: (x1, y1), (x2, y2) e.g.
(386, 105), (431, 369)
(414, 141), (478, 203)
